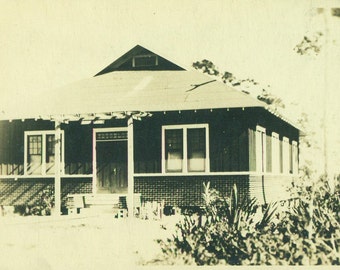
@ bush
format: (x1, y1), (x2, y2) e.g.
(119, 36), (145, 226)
(157, 177), (340, 265)
(158, 183), (277, 265)
(14, 186), (55, 216)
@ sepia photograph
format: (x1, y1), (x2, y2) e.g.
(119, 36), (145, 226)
(0, 0), (339, 268)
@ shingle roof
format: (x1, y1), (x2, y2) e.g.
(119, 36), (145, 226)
(0, 70), (267, 121)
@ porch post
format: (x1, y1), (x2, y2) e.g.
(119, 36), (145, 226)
(92, 129), (97, 194)
(127, 116), (134, 218)
(54, 119), (62, 216)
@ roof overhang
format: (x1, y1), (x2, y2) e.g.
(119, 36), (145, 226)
(0, 70), (300, 132)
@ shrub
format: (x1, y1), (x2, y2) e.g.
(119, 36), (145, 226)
(157, 177), (340, 265)
(14, 186), (55, 216)
(158, 183), (277, 265)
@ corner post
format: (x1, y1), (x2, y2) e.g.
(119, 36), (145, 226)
(54, 118), (62, 216)
(127, 116), (134, 218)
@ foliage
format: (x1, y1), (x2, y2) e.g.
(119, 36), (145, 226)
(157, 178), (340, 265)
(29, 186), (55, 215)
(192, 59), (284, 110)
(257, 89), (285, 109)
(192, 59), (219, 76)
(158, 183), (278, 265)
(14, 186), (55, 216)
(271, 174), (340, 265)
(294, 7), (340, 56)
(294, 32), (323, 56)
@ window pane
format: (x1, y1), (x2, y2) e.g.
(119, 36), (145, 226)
(292, 142), (298, 174)
(256, 130), (265, 172)
(187, 128), (206, 172)
(96, 131), (127, 141)
(27, 135), (42, 175)
(272, 134), (280, 173)
(46, 135), (55, 174)
(282, 138), (290, 174)
(165, 129), (183, 172)
(266, 134), (272, 173)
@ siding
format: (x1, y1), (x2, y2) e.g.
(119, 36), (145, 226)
(0, 120), (54, 176)
(134, 110), (250, 174)
(249, 174), (295, 205)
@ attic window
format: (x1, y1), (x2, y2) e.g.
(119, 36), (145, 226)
(132, 54), (158, 67)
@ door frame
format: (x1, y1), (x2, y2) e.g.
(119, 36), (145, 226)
(92, 127), (128, 194)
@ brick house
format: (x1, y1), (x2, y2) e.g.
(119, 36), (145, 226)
(0, 45), (300, 215)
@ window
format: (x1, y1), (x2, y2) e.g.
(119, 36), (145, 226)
(292, 141), (298, 174)
(271, 132), (280, 174)
(255, 126), (266, 173)
(282, 136), (290, 174)
(132, 54), (158, 67)
(162, 124), (209, 173)
(266, 133), (272, 173)
(24, 131), (64, 175)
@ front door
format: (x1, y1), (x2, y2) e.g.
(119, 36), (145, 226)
(94, 129), (128, 194)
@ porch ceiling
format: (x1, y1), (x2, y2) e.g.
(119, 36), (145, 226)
(1, 70), (266, 121)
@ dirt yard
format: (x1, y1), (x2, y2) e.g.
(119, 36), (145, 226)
(0, 214), (180, 269)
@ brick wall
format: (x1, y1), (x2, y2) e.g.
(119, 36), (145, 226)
(0, 178), (92, 206)
(134, 175), (250, 207)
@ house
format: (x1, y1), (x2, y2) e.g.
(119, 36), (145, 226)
(0, 45), (300, 215)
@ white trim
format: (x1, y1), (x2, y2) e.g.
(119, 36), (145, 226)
(93, 127), (128, 133)
(162, 123), (208, 130)
(183, 127), (188, 173)
(133, 171), (296, 177)
(205, 126), (210, 172)
(161, 127), (166, 173)
(272, 132), (279, 139)
(135, 171), (251, 177)
(61, 174), (93, 178)
(256, 125), (266, 133)
(0, 171), (297, 179)
(127, 117), (134, 218)
(92, 129), (97, 194)
(162, 123), (210, 174)
(0, 174), (93, 179)
(24, 130), (65, 176)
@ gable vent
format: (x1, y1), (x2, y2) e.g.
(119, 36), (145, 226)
(132, 54), (158, 68)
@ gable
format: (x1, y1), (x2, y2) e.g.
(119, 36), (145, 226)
(95, 45), (185, 76)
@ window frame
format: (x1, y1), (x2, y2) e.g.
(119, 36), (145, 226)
(292, 140), (298, 175)
(162, 124), (210, 174)
(24, 130), (65, 176)
(271, 132), (280, 174)
(255, 125), (266, 173)
(282, 136), (290, 174)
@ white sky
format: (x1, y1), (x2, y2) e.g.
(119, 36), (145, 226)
(0, 0), (339, 174)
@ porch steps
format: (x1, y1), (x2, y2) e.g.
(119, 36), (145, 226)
(66, 193), (141, 216)
(85, 194), (122, 207)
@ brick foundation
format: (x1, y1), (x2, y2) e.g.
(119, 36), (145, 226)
(0, 178), (92, 206)
(0, 174), (295, 208)
(134, 175), (250, 207)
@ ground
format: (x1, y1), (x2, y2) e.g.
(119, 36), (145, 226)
(0, 214), (179, 269)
